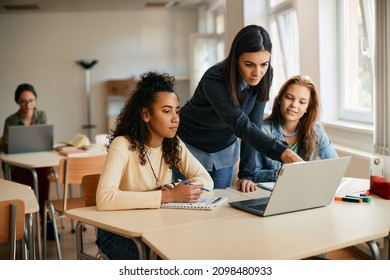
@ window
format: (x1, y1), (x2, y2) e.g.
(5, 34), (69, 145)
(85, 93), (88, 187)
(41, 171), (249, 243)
(338, 0), (375, 123)
(266, 0), (300, 112)
(266, 0), (375, 124)
(189, 1), (226, 95)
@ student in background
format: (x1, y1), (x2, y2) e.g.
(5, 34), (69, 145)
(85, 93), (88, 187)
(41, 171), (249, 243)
(177, 25), (303, 193)
(95, 71), (213, 259)
(254, 75), (338, 182)
(0, 83), (52, 233)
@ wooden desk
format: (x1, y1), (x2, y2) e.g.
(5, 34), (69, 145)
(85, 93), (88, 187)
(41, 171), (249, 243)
(66, 179), (389, 260)
(336, 177), (390, 259)
(0, 149), (106, 197)
(66, 189), (251, 259)
(0, 178), (31, 191)
(0, 179), (39, 213)
(1, 149), (108, 259)
(0, 151), (64, 259)
(0, 179), (40, 259)
(142, 178), (389, 260)
(0, 151), (64, 198)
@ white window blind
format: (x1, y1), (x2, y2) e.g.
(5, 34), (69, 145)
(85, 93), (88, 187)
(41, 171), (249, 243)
(374, 0), (390, 155)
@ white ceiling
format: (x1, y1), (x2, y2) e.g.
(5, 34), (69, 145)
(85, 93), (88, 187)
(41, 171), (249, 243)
(0, 0), (205, 13)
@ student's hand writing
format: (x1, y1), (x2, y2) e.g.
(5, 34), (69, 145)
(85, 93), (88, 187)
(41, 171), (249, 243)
(281, 149), (303, 163)
(237, 179), (257, 192)
(160, 183), (203, 203)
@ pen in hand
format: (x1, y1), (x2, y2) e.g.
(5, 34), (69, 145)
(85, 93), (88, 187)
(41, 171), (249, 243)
(178, 179), (210, 192)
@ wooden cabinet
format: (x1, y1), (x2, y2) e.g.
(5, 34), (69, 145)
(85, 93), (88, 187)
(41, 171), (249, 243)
(106, 78), (137, 131)
(106, 76), (190, 131)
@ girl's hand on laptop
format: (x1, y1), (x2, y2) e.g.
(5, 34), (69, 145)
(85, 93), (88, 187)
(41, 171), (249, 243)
(237, 179), (257, 193)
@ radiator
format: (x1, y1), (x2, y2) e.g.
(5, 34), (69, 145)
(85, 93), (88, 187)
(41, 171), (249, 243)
(334, 144), (384, 179)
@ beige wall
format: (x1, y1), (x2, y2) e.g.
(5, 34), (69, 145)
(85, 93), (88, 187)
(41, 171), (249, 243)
(0, 10), (197, 142)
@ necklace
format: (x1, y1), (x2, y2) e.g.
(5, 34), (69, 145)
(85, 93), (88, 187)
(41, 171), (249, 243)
(282, 123), (300, 137)
(146, 152), (163, 186)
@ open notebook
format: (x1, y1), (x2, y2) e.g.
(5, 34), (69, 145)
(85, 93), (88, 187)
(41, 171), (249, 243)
(161, 197), (228, 210)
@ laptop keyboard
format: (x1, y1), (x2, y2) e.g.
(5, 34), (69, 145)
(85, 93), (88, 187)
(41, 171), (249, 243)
(248, 203), (267, 212)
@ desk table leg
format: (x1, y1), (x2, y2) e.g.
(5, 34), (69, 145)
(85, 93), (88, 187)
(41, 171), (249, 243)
(4, 163), (42, 259)
(4, 162), (11, 180)
(149, 250), (158, 260)
(26, 213), (35, 260)
(133, 237), (147, 260)
(27, 168), (42, 260)
(75, 221), (92, 260)
(366, 240), (381, 260)
(75, 221), (109, 260)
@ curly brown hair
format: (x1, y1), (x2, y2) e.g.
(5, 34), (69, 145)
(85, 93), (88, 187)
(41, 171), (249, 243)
(109, 71), (181, 168)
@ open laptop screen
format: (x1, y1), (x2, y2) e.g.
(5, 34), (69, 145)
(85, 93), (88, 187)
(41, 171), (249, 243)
(7, 124), (54, 154)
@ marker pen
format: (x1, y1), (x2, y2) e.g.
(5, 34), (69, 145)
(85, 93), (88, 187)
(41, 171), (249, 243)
(334, 196), (362, 203)
(359, 190), (371, 197)
(345, 195), (371, 203)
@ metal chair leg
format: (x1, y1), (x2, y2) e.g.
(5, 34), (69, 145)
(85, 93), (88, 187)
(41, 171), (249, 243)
(10, 203), (17, 260)
(43, 202), (62, 260)
(50, 167), (65, 229)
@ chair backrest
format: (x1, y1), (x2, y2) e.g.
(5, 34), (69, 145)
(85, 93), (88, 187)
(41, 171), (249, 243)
(82, 174), (101, 207)
(0, 199), (25, 259)
(58, 154), (106, 185)
(58, 154), (106, 211)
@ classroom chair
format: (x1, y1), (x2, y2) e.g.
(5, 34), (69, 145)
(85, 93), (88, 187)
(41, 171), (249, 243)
(75, 174), (147, 260)
(0, 199), (25, 260)
(74, 174), (109, 260)
(42, 154), (107, 260)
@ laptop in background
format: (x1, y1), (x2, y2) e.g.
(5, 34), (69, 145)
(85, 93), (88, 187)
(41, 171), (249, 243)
(229, 157), (351, 217)
(7, 124), (54, 154)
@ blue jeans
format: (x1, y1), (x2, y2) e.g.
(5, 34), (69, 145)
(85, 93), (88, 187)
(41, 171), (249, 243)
(172, 165), (234, 189)
(96, 228), (150, 260)
(208, 165), (234, 189)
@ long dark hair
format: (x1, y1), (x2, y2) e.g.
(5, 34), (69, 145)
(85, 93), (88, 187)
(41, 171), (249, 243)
(266, 75), (320, 159)
(109, 71), (181, 168)
(225, 25), (273, 108)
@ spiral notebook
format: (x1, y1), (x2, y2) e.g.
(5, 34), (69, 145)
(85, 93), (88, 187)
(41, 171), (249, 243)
(161, 197), (228, 210)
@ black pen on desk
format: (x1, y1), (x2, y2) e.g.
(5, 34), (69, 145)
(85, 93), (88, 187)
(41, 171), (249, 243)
(178, 179), (210, 192)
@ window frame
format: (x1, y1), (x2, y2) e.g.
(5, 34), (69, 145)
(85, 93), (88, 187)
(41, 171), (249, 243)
(337, 0), (375, 124)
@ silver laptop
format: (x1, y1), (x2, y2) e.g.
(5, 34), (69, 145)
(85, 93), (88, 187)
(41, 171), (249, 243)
(229, 157), (351, 217)
(7, 124), (54, 154)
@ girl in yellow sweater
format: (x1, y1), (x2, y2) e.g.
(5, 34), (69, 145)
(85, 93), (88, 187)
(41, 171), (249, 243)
(95, 71), (213, 259)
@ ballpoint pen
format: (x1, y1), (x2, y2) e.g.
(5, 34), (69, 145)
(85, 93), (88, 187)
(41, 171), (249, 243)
(178, 179), (210, 191)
